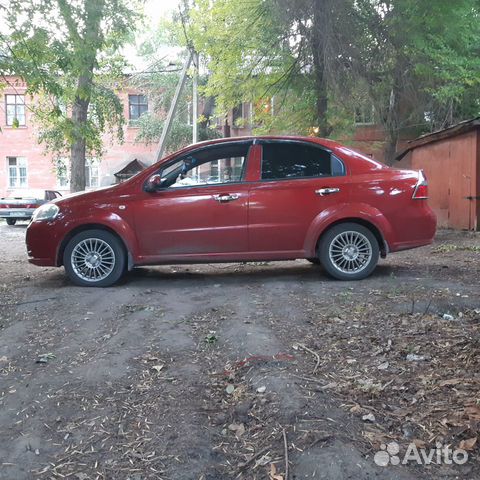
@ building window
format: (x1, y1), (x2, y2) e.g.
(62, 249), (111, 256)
(233, 103), (251, 127)
(7, 157), (28, 188)
(128, 94), (148, 121)
(55, 157), (70, 188)
(55, 158), (99, 189)
(5, 94), (26, 126)
(85, 158), (99, 188)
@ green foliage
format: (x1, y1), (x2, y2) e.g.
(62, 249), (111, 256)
(0, 0), (142, 189)
(188, 0), (311, 130)
(132, 69), (221, 153)
(184, 0), (480, 158)
(353, 0), (480, 134)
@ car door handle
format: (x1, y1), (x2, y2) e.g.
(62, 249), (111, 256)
(315, 187), (340, 196)
(214, 194), (239, 203)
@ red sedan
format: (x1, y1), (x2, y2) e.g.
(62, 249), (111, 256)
(26, 136), (436, 287)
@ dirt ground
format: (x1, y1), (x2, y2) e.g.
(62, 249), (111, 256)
(0, 221), (479, 480)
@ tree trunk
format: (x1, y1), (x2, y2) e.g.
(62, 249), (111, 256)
(70, 75), (92, 192)
(311, 0), (331, 137)
(60, 0), (105, 192)
(384, 134), (398, 165)
(383, 58), (404, 166)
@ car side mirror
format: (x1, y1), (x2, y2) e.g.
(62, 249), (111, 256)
(145, 174), (163, 192)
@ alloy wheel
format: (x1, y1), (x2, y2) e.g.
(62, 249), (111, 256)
(71, 238), (116, 282)
(328, 230), (373, 274)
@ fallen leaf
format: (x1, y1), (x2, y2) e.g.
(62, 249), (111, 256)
(459, 437), (477, 451)
(151, 365), (164, 373)
(269, 463), (284, 480)
(440, 416), (465, 427)
(350, 404), (364, 414)
(465, 406), (480, 421)
(412, 439), (427, 449)
(439, 379), (463, 387)
(228, 422), (245, 438)
(362, 429), (387, 446)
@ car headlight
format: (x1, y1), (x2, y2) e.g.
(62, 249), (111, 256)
(32, 203), (60, 222)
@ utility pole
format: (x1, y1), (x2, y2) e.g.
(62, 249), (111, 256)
(154, 50), (193, 163)
(192, 51), (199, 144)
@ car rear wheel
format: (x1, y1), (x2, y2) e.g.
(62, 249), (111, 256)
(6, 218), (16, 226)
(63, 229), (126, 287)
(318, 223), (379, 280)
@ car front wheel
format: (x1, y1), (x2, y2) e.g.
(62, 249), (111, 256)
(6, 218), (16, 226)
(63, 229), (126, 287)
(318, 223), (379, 280)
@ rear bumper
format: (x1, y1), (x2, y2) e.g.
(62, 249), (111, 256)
(389, 204), (437, 253)
(0, 208), (36, 219)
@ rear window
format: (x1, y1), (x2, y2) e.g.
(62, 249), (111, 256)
(261, 142), (341, 180)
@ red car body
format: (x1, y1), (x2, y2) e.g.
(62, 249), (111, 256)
(26, 136), (436, 286)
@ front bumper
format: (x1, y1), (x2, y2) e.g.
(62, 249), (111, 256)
(0, 208), (36, 219)
(26, 220), (63, 267)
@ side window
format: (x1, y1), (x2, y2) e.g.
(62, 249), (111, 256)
(332, 154), (346, 176)
(159, 143), (250, 189)
(261, 143), (336, 180)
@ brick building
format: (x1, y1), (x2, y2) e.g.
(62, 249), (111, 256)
(0, 76), (157, 198)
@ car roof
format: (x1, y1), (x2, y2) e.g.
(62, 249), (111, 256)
(189, 135), (343, 151)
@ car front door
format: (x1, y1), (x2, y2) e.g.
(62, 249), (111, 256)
(134, 141), (252, 259)
(248, 140), (350, 254)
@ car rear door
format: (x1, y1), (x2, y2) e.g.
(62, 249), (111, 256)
(248, 140), (351, 254)
(133, 141), (252, 258)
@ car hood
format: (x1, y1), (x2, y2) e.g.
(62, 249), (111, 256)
(50, 185), (122, 207)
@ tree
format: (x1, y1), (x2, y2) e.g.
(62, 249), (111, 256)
(185, 0), (480, 163)
(0, 0), (142, 191)
(349, 0), (480, 163)
(187, 0), (364, 137)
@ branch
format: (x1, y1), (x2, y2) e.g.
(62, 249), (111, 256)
(56, 0), (81, 42)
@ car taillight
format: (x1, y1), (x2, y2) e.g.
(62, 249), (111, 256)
(413, 170), (428, 199)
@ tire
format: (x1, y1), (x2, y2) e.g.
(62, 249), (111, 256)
(318, 223), (379, 280)
(6, 218), (16, 226)
(63, 229), (126, 287)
